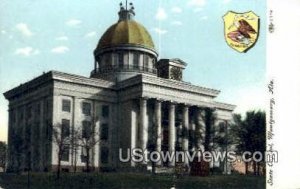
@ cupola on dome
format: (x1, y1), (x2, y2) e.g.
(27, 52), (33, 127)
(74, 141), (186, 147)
(95, 2), (156, 53)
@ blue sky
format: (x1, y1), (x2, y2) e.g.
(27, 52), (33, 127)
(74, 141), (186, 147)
(0, 0), (266, 141)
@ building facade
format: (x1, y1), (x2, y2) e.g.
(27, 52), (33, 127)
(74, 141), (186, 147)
(4, 4), (235, 173)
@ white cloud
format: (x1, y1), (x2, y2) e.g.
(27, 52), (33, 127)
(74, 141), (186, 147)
(55, 36), (69, 41)
(15, 23), (33, 37)
(188, 0), (206, 7)
(223, 0), (232, 4)
(51, 46), (69, 54)
(15, 47), (39, 57)
(171, 21), (183, 26)
(85, 31), (96, 38)
(66, 19), (82, 27)
(1, 30), (6, 34)
(154, 28), (168, 35)
(155, 7), (167, 21)
(171, 7), (182, 14)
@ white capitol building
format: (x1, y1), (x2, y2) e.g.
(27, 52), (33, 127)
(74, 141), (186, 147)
(4, 3), (235, 173)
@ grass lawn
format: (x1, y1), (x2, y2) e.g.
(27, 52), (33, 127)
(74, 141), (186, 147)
(0, 172), (265, 189)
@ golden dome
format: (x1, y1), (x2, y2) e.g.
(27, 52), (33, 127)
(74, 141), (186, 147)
(96, 20), (155, 51)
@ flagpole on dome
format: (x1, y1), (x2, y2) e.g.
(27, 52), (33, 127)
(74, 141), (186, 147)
(119, 1), (135, 21)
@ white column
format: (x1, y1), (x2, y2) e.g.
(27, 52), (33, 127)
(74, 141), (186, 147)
(92, 100), (98, 169)
(182, 105), (189, 167)
(30, 105), (34, 170)
(140, 98), (148, 152)
(72, 97), (80, 170)
(195, 108), (204, 152)
(168, 103), (176, 167)
(131, 102), (138, 167)
(189, 113), (196, 153)
(7, 109), (13, 171)
(20, 107), (26, 170)
(155, 100), (162, 166)
(39, 101), (44, 171)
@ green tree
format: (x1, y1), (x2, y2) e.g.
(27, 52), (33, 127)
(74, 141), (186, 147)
(0, 141), (7, 170)
(52, 123), (71, 179)
(232, 111), (266, 175)
(203, 108), (217, 152)
(76, 117), (100, 173)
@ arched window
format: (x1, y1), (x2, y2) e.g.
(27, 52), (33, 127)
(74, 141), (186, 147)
(143, 54), (149, 71)
(112, 53), (118, 68)
(102, 54), (112, 71)
(118, 52), (124, 68)
(219, 122), (226, 133)
(133, 53), (139, 69)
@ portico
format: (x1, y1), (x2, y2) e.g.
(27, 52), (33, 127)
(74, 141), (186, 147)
(120, 72), (235, 169)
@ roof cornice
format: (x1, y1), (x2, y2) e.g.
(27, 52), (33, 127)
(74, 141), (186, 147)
(118, 74), (220, 98)
(3, 71), (116, 100)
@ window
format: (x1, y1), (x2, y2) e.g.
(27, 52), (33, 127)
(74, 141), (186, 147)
(102, 105), (109, 118)
(111, 53), (118, 68)
(133, 53), (139, 68)
(61, 144), (70, 161)
(82, 102), (91, 116)
(101, 147), (109, 164)
(82, 120), (92, 139)
(219, 122), (226, 133)
(118, 52), (124, 68)
(101, 123), (109, 140)
(34, 121), (41, 140)
(27, 106), (32, 119)
(35, 103), (41, 116)
(61, 119), (70, 138)
(62, 99), (71, 112)
(81, 147), (87, 163)
(19, 110), (24, 122)
(152, 57), (156, 68)
(143, 55), (149, 70)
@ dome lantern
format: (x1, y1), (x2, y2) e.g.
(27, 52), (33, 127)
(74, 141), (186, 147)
(118, 1), (135, 21)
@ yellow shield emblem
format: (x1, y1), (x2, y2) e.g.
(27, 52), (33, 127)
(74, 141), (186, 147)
(223, 11), (260, 53)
